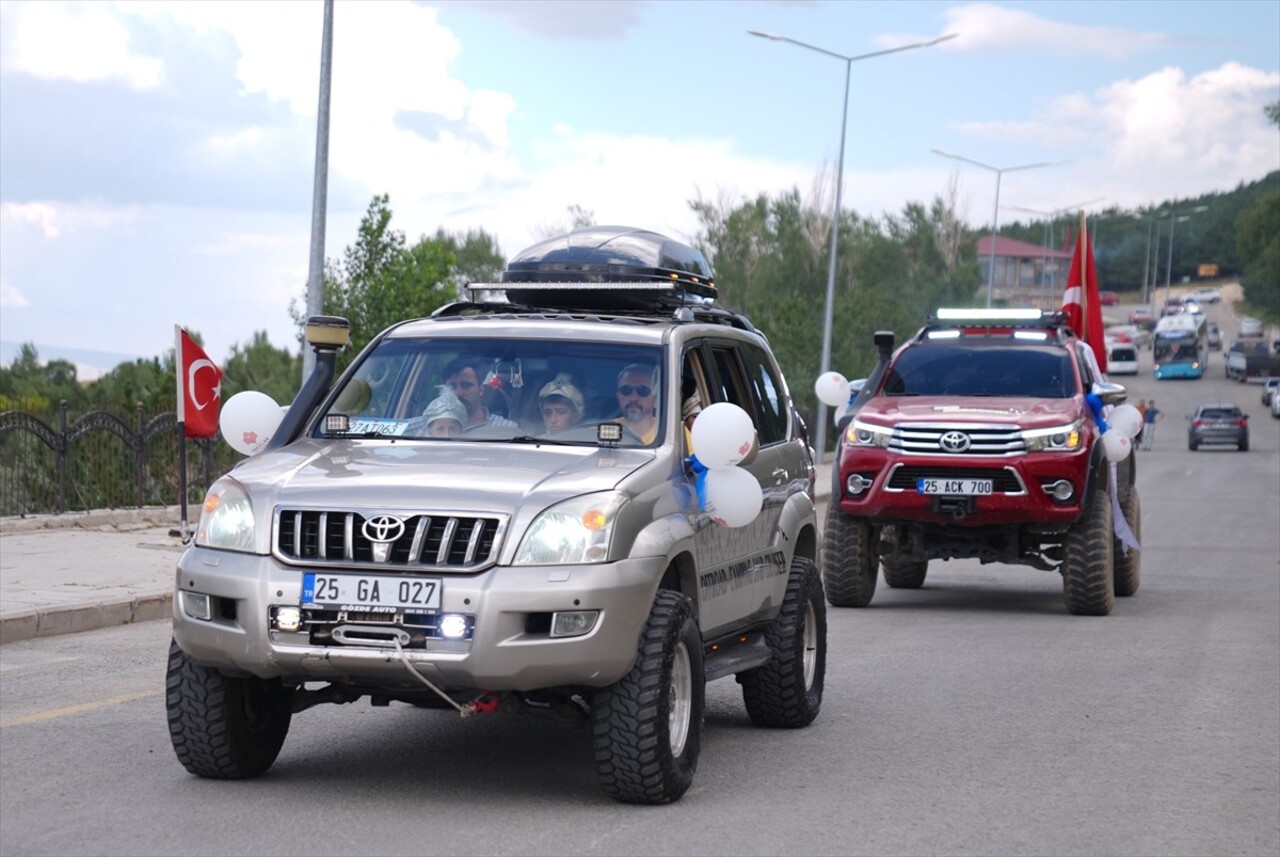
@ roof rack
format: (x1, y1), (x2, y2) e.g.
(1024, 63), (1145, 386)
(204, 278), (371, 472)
(432, 287), (760, 334)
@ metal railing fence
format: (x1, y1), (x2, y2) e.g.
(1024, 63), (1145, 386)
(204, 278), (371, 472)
(0, 402), (240, 517)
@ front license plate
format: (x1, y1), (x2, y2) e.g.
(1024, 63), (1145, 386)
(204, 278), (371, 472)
(917, 478), (994, 496)
(302, 572), (442, 612)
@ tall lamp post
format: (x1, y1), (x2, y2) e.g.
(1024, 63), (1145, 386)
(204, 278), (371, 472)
(1163, 205), (1210, 304)
(1005, 197), (1103, 306)
(931, 150), (1068, 307)
(750, 29), (956, 461)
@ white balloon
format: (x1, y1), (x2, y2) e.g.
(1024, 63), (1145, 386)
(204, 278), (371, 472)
(814, 371), (851, 408)
(691, 402), (756, 469)
(220, 391), (284, 456)
(1102, 429), (1132, 462)
(1109, 404), (1143, 439)
(704, 467), (764, 528)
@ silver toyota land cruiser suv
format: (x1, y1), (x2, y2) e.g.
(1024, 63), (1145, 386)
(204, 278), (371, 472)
(166, 226), (824, 804)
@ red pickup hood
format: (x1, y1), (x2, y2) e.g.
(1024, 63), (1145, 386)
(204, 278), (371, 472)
(856, 395), (1085, 429)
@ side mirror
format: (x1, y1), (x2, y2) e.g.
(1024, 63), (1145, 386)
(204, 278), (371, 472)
(1092, 380), (1128, 407)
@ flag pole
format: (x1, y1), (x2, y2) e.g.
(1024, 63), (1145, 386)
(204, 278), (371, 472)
(1078, 210), (1089, 342)
(173, 324), (191, 543)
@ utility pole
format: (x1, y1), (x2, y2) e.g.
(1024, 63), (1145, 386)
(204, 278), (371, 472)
(302, 0), (334, 384)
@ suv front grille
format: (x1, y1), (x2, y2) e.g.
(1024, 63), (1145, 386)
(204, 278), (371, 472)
(274, 509), (505, 572)
(886, 465), (1026, 494)
(889, 423), (1026, 456)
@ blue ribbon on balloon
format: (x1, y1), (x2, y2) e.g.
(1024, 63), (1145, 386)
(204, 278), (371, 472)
(1085, 392), (1109, 434)
(687, 454), (708, 510)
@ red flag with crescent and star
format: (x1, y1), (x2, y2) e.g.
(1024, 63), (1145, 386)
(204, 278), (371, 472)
(175, 326), (223, 438)
(1061, 212), (1108, 373)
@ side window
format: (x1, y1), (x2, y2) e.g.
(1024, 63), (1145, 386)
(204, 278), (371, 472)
(738, 343), (788, 445)
(1075, 342), (1096, 388)
(708, 344), (752, 413)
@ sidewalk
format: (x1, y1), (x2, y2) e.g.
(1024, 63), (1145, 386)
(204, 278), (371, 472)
(0, 463), (834, 645)
(0, 506), (188, 644)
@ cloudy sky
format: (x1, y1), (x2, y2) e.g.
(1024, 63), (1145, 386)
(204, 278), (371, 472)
(1, 0), (1277, 378)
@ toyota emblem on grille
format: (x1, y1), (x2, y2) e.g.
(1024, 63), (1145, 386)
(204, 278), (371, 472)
(939, 431), (972, 452)
(362, 515), (406, 543)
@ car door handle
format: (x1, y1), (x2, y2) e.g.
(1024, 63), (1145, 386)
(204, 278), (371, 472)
(772, 468), (787, 483)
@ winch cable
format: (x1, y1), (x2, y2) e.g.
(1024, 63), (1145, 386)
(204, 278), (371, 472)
(391, 637), (473, 717)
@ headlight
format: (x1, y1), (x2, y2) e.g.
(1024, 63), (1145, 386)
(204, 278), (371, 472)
(513, 491), (626, 565)
(846, 418), (892, 448)
(1023, 421), (1085, 452)
(195, 477), (257, 552)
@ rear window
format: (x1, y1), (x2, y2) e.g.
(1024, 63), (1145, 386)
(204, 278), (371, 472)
(1110, 347), (1137, 361)
(1199, 408), (1240, 420)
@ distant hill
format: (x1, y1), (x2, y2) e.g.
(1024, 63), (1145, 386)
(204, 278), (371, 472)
(0, 340), (148, 382)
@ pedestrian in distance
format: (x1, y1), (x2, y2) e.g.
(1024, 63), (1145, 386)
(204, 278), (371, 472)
(1142, 400), (1164, 450)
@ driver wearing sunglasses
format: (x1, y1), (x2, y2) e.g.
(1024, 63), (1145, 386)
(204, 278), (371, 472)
(615, 363), (659, 444)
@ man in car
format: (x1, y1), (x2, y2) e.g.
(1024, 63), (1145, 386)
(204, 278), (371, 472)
(443, 357), (518, 433)
(615, 363), (659, 444)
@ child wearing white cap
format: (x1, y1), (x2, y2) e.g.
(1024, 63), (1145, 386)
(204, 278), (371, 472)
(539, 373), (585, 434)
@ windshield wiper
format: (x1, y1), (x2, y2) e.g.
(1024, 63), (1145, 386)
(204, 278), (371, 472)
(503, 434), (576, 446)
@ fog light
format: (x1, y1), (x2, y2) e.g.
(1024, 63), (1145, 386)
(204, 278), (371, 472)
(1046, 480), (1074, 501)
(439, 614), (469, 639)
(275, 605), (302, 632)
(551, 610), (600, 638)
(845, 473), (873, 495)
(182, 591), (211, 621)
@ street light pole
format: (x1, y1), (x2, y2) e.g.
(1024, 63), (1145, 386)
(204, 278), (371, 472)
(931, 150), (1068, 307)
(1006, 197), (1103, 307)
(1141, 218), (1153, 306)
(750, 29), (956, 461)
(1163, 205), (1209, 305)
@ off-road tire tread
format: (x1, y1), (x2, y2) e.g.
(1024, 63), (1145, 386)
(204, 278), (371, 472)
(741, 557), (826, 728)
(592, 591), (704, 804)
(821, 503), (878, 607)
(165, 639), (292, 779)
(882, 557), (928, 589)
(1113, 488), (1141, 597)
(1062, 480), (1116, 616)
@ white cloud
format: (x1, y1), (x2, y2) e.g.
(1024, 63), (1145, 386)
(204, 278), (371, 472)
(895, 2), (1171, 59)
(0, 201), (144, 238)
(0, 275), (31, 309)
(0, 0), (164, 88)
(948, 62), (1280, 208)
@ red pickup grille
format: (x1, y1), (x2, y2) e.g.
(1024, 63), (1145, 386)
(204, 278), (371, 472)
(886, 465), (1025, 494)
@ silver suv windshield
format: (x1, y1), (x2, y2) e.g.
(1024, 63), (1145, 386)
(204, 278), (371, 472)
(319, 337), (665, 446)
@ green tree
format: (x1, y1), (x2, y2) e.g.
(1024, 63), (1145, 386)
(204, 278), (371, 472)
(292, 195), (507, 371)
(1236, 190), (1280, 320)
(220, 331), (302, 406)
(0, 344), (82, 414)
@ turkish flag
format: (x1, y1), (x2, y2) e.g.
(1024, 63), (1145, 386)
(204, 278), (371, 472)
(175, 326), (223, 438)
(1061, 213), (1108, 374)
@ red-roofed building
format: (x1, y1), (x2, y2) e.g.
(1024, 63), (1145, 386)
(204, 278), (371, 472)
(976, 236), (1074, 308)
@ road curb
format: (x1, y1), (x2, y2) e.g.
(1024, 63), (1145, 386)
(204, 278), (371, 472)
(0, 592), (173, 645)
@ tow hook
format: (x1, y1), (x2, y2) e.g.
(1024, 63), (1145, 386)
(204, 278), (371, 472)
(466, 694), (501, 716)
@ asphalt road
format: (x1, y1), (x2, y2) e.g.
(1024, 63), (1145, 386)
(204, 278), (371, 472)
(1, 299), (1277, 857)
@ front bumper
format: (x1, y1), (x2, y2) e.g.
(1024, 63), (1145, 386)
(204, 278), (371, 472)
(834, 448), (1089, 526)
(172, 546), (664, 691)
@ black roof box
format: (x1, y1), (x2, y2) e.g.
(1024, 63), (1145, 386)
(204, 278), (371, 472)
(499, 225), (716, 310)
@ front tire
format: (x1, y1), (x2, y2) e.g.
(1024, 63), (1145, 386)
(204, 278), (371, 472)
(1062, 478), (1116, 616)
(882, 556), (928, 589)
(1113, 488), (1141, 597)
(592, 590), (705, 804)
(741, 556), (826, 728)
(821, 503), (878, 607)
(166, 639), (293, 779)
